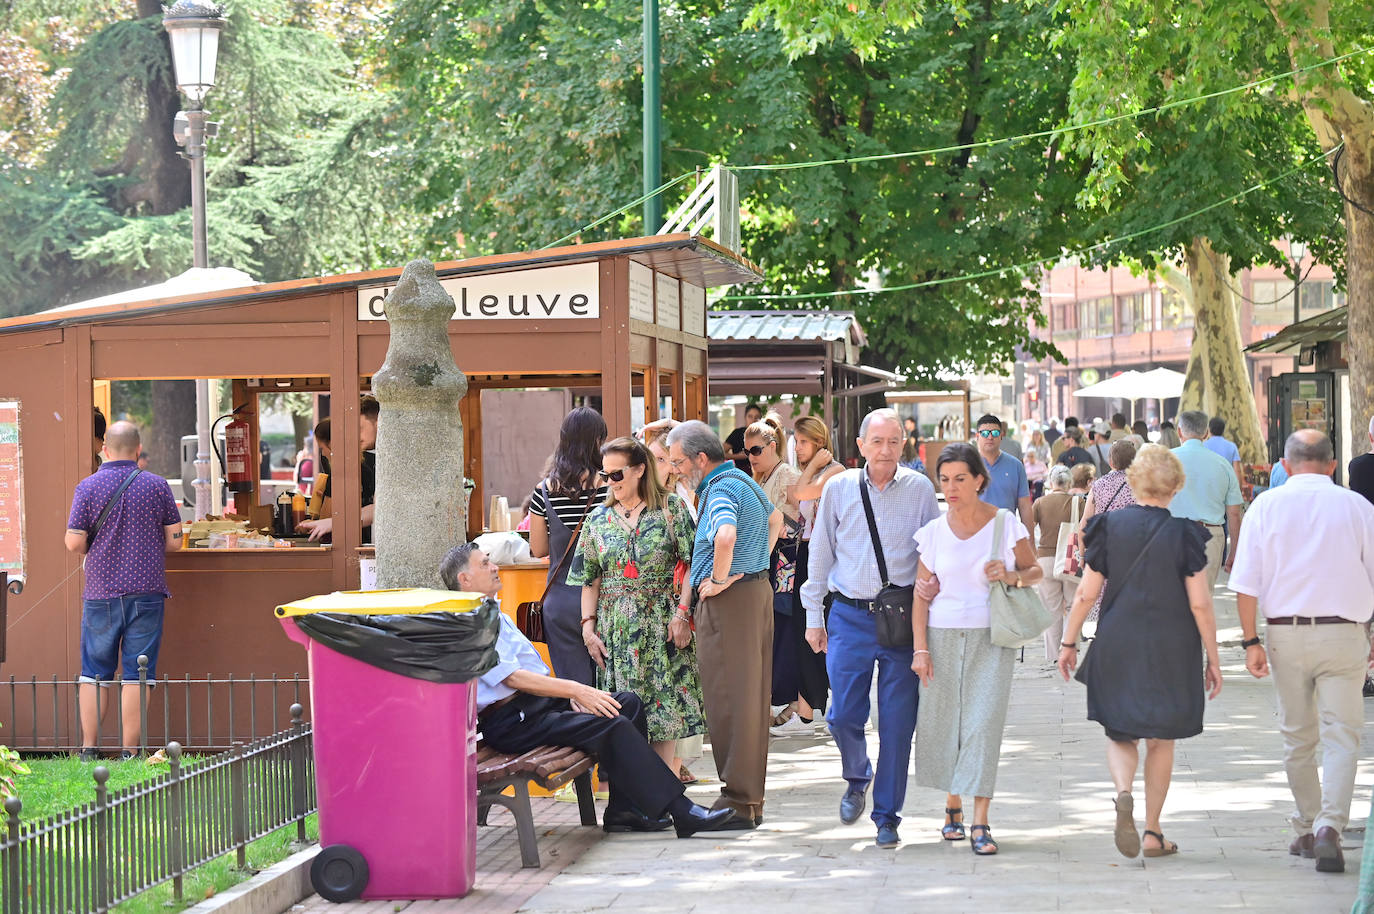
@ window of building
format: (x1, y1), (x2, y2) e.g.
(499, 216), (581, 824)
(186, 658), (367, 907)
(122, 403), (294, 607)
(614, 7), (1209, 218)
(1115, 291), (1152, 335)
(1252, 279), (1344, 324)
(1052, 300), (1076, 340)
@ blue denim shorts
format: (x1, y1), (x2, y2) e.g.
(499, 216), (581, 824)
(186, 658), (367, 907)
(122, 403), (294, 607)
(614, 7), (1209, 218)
(80, 593), (166, 683)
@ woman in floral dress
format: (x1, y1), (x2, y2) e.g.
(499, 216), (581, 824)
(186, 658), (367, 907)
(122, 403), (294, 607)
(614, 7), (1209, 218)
(569, 436), (705, 769)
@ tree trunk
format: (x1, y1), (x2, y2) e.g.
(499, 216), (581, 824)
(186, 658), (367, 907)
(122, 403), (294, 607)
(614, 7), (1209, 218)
(1341, 146), (1374, 462)
(147, 380), (197, 483)
(1183, 237), (1266, 463)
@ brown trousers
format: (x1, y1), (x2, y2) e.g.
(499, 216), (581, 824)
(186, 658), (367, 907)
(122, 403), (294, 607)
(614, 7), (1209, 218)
(695, 575), (774, 820)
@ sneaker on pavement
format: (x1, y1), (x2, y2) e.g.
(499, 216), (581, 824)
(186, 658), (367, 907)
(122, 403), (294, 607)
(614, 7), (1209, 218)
(769, 713), (818, 737)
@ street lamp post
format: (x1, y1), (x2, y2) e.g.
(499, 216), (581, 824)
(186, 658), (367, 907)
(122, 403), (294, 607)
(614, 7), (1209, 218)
(643, 0), (662, 233)
(163, 1), (225, 520)
(1289, 238), (1307, 372)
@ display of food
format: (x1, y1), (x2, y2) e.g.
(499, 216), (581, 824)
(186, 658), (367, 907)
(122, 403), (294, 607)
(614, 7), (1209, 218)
(185, 515), (306, 548)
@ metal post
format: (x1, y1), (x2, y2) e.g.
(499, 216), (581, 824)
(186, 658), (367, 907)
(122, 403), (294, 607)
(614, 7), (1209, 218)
(93, 766), (110, 913)
(187, 106), (216, 520)
(642, 0), (662, 233)
(137, 654), (149, 756)
(3, 796), (21, 914)
(167, 742), (184, 902)
(289, 703), (307, 842)
(1293, 265), (1302, 372)
(229, 743), (246, 868)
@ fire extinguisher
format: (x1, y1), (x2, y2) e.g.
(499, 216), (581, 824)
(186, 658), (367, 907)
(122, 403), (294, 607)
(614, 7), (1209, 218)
(219, 407), (253, 493)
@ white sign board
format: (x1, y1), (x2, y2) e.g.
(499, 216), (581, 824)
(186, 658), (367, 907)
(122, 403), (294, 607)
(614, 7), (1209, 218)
(656, 273), (680, 331)
(629, 262), (654, 323)
(681, 283), (706, 338)
(358, 262), (599, 322)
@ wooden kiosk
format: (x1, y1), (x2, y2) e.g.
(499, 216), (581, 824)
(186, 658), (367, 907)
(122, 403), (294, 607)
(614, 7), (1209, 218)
(0, 234), (760, 747)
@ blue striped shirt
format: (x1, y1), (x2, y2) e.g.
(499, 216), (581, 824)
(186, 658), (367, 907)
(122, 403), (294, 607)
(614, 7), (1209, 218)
(690, 463), (776, 586)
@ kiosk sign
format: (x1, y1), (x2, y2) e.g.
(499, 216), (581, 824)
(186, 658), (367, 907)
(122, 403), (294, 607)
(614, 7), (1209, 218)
(358, 262), (599, 322)
(0, 401), (24, 578)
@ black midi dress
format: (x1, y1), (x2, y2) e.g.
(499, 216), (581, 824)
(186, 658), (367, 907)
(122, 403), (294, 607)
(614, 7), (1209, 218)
(1074, 505), (1210, 741)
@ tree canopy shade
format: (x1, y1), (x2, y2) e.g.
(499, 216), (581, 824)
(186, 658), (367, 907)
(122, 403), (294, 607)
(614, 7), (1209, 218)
(383, 0), (1085, 379)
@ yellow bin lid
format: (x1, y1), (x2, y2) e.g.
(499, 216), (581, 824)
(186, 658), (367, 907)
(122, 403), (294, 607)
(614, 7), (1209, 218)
(276, 588), (487, 618)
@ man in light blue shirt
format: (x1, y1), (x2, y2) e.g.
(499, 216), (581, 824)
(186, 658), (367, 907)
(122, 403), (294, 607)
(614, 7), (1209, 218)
(1204, 415), (1245, 492)
(1170, 410), (1244, 588)
(974, 414), (1033, 532)
(802, 408), (941, 849)
(440, 544), (738, 839)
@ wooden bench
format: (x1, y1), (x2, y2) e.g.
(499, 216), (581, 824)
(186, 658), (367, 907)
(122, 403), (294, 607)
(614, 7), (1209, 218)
(476, 742), (598, 867)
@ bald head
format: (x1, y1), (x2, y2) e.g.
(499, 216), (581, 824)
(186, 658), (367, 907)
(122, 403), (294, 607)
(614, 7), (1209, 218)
(1283, 428), (1334, 475)
(104, 421), (141, 460)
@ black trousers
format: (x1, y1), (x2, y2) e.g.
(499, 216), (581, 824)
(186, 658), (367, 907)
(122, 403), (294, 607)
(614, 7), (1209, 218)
(479, 691), (683, 819)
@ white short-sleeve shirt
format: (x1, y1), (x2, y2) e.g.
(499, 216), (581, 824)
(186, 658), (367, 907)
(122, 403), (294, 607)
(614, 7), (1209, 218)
(914, 510), (1028, 629)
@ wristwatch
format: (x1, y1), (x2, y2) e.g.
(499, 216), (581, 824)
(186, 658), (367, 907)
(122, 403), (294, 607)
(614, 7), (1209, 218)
(1240, 636), (1262, 649)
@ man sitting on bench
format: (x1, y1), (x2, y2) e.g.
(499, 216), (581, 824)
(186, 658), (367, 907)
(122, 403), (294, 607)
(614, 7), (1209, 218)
(441, 543), (738, 838)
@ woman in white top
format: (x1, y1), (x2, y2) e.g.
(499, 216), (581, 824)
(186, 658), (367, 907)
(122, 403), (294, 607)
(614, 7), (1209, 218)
(911, 442), (1043, 856)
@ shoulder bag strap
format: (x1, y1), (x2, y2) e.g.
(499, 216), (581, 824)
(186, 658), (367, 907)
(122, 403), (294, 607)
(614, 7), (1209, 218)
(87, 469), (143, 547)
(1070, 493), (1080, 526)
(540, 485), (597, 601)
(988, 508), (1006, 563)
(1096, 516), (1171, 615)
(1106, 475), (1129, 507)
(857, 476), (890, 587)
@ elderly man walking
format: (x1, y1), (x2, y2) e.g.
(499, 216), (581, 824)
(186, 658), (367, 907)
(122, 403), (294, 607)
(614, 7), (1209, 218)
(1229, 430), (1374, 874)
(802, 408), (940, 848)
(1169, 410), (1242, 588)
(666, 420), (782, 828)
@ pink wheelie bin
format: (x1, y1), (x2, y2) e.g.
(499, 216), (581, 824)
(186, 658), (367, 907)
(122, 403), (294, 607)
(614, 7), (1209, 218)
(277, 589), (500, 903)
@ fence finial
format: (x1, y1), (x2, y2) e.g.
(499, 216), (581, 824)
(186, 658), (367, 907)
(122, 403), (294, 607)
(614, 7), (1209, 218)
(290, 703), (304, 725)
(167, 741), (182, 763)
(4, 795), (20, 821)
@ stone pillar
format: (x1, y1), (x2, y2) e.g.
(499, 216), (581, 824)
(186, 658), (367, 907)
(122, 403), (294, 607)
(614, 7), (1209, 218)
(372, 259), (468, 588)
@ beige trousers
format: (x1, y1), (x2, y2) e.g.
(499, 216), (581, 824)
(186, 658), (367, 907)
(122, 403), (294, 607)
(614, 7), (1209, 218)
(1267, 622), (1369, 836)
(695, 575), (774, 820)
(1201, 523), (1225, 590)
(1036, 556), (1077, 661)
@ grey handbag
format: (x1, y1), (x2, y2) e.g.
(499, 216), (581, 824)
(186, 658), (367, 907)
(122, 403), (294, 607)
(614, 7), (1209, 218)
(987, 509), (1054, 648)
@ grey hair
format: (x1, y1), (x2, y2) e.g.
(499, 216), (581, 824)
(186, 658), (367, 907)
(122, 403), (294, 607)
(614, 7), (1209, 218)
(1046, 464), (1072, 491)
(439, 543), (479, 591)
(859, 407), (902, 439)
(1284, 431), (1333, 465)
(665, 419), (725, 462)
(1177, 410), (1209, 439)
(1368, 414), (1374, 438)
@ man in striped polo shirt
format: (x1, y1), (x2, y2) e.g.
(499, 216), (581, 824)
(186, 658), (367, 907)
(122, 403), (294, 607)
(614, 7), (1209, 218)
(667, 420), (782, 829)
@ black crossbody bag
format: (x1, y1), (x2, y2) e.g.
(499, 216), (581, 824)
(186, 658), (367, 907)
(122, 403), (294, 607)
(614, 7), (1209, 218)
(859, 478), (914, 649)
(86, 469), (143, 549)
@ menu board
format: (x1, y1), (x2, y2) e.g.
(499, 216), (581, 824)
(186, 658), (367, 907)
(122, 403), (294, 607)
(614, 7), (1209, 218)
(681, 282), (707, 337)
(656, 273), (680, 330)
(629, 262), (655, 323)
(0, 401), (23, 578)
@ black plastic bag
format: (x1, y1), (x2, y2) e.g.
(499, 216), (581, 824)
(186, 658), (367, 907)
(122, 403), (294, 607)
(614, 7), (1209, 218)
(294, 598), (501, 683)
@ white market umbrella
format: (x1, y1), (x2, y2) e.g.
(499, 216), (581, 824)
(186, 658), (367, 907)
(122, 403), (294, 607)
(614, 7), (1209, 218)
(1129, 367), (1186, 400)
(1071, 371), (1143, 401)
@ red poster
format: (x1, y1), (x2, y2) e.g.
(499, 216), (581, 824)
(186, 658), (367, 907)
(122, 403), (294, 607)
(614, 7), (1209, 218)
(0, 400), (24, 577)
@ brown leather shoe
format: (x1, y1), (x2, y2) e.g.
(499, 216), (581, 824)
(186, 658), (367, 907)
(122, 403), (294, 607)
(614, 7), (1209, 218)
(1313, 826), (1344, 873)
(1289, 833), (1314, 858)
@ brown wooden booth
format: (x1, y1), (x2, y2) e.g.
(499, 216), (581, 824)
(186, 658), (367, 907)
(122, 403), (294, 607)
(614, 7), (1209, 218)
(0, 234), (760, 747)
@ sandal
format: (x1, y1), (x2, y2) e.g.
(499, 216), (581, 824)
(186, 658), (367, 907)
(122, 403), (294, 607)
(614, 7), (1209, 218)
(1113, 791), (1140, 858)
(969, 824), (998, 855)
(941, 807), (966, 841)
(1142, 830), (1178, 857)
(678, 764), (698, 785)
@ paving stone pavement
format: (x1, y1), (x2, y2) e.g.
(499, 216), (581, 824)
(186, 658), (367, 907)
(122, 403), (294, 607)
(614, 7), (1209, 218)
(289, 583), (1374, 914)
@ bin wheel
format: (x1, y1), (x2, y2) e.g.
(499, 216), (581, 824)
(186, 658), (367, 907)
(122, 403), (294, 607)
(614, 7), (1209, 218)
(311, 844), (369, 903)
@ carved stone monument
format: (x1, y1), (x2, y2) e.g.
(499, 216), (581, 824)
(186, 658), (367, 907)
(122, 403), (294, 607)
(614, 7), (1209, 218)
(371, 259), (468, 588)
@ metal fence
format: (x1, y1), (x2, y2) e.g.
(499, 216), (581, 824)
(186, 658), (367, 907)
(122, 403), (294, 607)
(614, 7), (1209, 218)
(5, 656), (307, 754)
(0, 707), (314, 914)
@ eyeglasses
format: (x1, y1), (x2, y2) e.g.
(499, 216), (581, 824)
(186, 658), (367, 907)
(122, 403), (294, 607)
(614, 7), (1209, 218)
(745, 445), (771, 456)
(599, 469), (627, 483)
(977, 429), (1003, 439)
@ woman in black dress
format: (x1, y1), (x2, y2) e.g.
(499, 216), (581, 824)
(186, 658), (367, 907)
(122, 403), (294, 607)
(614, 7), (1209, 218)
(1057, 444), (1222, 860)
(528, 406), (608, 685)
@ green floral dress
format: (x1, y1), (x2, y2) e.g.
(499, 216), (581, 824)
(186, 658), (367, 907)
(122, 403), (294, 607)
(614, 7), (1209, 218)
(567, 495), (706, 743)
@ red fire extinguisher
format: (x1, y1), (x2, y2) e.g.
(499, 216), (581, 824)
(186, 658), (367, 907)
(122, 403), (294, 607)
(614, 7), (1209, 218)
(223, 408), (253, 493)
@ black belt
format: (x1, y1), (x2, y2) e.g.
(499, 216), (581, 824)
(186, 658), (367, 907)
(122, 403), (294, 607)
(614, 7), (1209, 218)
(478, 691), (541, 723)
(710, 570), (767, 582)
(1268, 616), (1361, 626)
(834, 592), (878, 612)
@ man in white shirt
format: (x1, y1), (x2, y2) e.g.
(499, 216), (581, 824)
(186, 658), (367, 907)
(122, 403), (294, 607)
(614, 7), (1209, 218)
(440, 543), (738, 838)
(1229, 430), (1374, 874)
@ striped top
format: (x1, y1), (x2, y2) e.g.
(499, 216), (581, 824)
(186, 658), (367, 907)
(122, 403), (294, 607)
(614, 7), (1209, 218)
(528, 483), (608, 528)
(690, 463), (776, 587)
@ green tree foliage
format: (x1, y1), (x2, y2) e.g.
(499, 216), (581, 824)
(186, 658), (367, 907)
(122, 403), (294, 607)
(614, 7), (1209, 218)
(383, 0), (1083, 378)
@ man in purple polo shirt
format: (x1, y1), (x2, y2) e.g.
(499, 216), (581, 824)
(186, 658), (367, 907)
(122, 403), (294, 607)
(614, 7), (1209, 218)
(64, 421), (183, 760)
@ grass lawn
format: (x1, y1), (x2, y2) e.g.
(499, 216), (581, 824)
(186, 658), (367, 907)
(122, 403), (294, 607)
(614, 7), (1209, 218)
(9, 756), (319, 914)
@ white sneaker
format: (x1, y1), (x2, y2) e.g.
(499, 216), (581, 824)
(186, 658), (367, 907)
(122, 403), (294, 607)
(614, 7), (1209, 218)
(770, 712), (819, 737)
(770, 704), (789, 717)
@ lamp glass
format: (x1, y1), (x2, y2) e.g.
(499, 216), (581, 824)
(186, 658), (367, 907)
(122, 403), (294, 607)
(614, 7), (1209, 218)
(1290, 238), (1307, 262)
(167, 23), (221, 102)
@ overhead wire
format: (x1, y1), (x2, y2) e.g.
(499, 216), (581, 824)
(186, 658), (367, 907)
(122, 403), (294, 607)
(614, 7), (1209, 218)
(720, 146), (1341, 303)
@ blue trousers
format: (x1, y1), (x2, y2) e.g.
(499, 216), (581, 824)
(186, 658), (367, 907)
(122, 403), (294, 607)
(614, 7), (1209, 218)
(824, 598), (919, 827)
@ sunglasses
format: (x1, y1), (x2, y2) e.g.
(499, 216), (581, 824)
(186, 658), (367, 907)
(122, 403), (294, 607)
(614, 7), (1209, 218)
(977, 429), (1003, 439)
(745, 445), (772, 456)
(599, 469), (627, 482)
